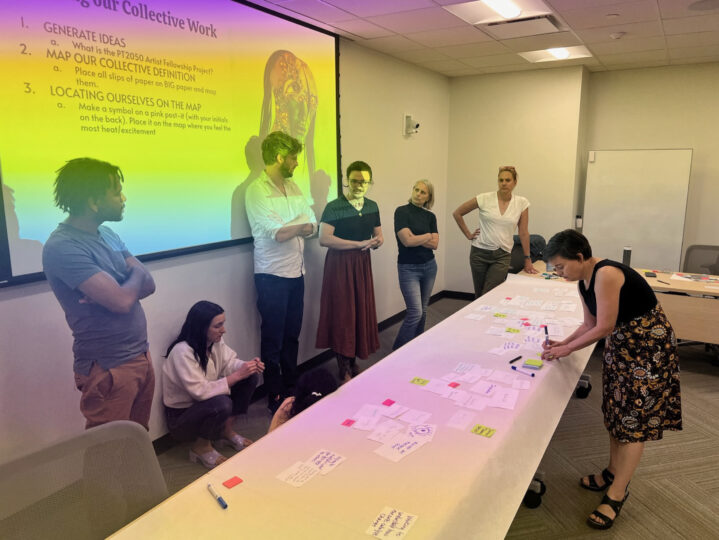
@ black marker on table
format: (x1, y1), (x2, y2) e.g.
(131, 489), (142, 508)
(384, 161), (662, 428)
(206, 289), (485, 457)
(508, 355), (522, 364)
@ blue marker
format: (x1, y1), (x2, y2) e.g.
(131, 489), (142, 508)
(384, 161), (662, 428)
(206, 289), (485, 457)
(207, 483), (228, 509)
(512, 365), (535, 378)
(543, 325), (549, 346)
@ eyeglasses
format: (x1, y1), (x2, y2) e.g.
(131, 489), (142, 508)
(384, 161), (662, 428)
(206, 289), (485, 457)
(349, 179), (371, 186)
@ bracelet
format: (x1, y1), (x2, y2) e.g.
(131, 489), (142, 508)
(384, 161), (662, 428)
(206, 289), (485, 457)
(524, 255), (531, 259)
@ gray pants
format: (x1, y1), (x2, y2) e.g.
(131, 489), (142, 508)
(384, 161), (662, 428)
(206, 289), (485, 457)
(469, 246), (511, 298)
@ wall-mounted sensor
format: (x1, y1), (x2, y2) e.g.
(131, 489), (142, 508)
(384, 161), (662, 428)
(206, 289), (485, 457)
(404, 114), (420, 135)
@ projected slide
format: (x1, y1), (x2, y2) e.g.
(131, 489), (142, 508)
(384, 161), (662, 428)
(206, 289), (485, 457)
(0, 0), (338, 282)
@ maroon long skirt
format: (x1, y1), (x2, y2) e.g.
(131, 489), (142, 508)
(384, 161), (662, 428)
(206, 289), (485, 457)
(315, 249), (379, 359)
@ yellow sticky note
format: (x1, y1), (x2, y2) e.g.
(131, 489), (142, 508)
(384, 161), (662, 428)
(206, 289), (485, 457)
(505, 327), (520, 334)
(524, 358), (543, 368)
(410, 377), (430, 386)
(493, 313), (507, 318)
(471, 424), (496, 438)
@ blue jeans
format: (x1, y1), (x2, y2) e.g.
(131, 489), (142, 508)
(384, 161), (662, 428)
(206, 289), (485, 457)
(393, 259), (437, 350)
(254, 274), (304, 407)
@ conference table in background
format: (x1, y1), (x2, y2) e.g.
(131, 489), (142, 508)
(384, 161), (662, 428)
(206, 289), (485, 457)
(111, 275), (596, 540)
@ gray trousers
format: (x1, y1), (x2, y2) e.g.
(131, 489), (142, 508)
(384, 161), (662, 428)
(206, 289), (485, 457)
(469, 246), (511, 298)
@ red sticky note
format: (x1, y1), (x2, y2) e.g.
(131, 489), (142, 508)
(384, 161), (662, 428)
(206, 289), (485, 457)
(222, 476), (243, 489)
(382, 399), (395, 406)
(520, 317), (529, 320)
(341, 419), (355, 427)
(505, 297), (512, 300)
(523, 322), (531, 326)
(448, 382), (460, 388)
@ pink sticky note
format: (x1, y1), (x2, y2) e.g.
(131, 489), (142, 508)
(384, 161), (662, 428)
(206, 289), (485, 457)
(523, 322), (531, 326)
(382, 399), (395, 406)
(505, 297), (512, 300)
(448, 382), (460, 388)
(341, 419), (355, 427)
(222, 476), (243, 489)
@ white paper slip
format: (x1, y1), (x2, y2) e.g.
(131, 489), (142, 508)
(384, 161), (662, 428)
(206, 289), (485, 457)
(398, 409), (432, 424)
(486, 326), (505, 335)
(473, 304), (494, 312)
(533, 287), (550, 294)
(446, 410), (476, 430)
(464, 313), (486, 321)
(464, 395), (490, 411)
(457, 371), (483, 383)
(381, 403), (410, 419)
(366, 506), (418, 539)
(541, 302), (559, 311)
(306, 449), (346, 475)
(276, 461), (320, 487)
(374, 435), (427, 462)
(470, 380), (498, 397)
(355, 404), (384, 420)
(488, 345), (507, 356)
(407, 423), (437, 442)
(453, 361), (476, 374)
(448, 389), (471, 405)
(559, 302), (576, 312)
(440, 372), (461, 383)
(524, 299), (543, 308)
(368, 419), (405, 444)
(547, 324), (564, 337)
(552, 289), (565, 297)
(498, 297), (512, 305)
(487, 371), (516, 385)
(507, 295), (529, 306)
(489, 387), (520, 410)
(423, 379), (453, 396)
(512, 379), (531, 390)
(523, 335), (543, 346)
(353, 415), (381, 431)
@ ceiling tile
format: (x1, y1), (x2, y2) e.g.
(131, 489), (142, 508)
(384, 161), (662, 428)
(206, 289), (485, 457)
(500, 31), (582, 52)
(604, 60), (670, 70)
(662, 13), (719, 34)
(443, 68), (485, 77)
(596, 48), (668, 64)
(478, 63), (541, 74)
(392, 48), (454, 63)
(416, 58), (476, 71)
(588, 36), (666, 55)
(668, 43), (719, 58)
(574, 20), (664, 43)
(322, 0), (436, 17)
(666, 31), (719, 48)
(366, 7), (466, 33)
(461, 53), (529, 67)
(670, 55), (719, 65)
(405, 25), (493, 47)
(330, 19), (395, 39)
(359, 35), (427, 52)
(559, 0), (660, 30)
(278, 0), (356, 22)
(546, 0), (632, 11)
(435, 41), (511, 58)
(658, 0), (719, 19)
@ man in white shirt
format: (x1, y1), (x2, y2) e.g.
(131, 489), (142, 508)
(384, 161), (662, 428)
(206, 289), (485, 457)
(245, 131), (317, 413)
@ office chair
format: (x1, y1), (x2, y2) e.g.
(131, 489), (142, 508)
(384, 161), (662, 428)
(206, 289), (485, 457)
(683, 244), (719, 275)
(0, 421), (168, 540)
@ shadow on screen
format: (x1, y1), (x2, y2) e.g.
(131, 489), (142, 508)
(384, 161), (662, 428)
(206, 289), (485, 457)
(230, 136), (263, 240)
(2, 183), (43, 276)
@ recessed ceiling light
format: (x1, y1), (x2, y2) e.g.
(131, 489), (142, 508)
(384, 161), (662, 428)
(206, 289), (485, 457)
(547, 47), (570, 59)
(481, 0), (522, 19)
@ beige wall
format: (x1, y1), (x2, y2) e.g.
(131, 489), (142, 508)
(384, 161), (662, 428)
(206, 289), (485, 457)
(0, 39), (451, 462)
(444, 66), (585, 293)
(583, 63), (719, 261)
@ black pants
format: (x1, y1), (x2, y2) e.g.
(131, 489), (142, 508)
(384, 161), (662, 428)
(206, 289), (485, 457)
(254, 273), (304, 406)
(165, 374), (258, 441)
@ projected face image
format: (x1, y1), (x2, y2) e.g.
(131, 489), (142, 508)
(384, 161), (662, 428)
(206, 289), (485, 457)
(268, 52), (317, 140)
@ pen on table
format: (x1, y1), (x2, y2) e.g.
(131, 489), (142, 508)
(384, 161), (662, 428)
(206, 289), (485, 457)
(657, 280), (670, 285)
(207, 483), (228, 509)
(543, 325), (549, 345)
(508, 355), (522, 364)
(512, 366), (535, 377)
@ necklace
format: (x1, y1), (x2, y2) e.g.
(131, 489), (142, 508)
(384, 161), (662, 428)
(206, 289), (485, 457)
(347, 196), (364, 215)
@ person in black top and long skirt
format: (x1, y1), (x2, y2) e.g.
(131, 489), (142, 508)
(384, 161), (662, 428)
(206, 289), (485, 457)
(542, 230), (681, 530)
(392, 180), (439, 350)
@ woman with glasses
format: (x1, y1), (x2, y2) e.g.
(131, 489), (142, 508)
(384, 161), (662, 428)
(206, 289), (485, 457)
(316, 161), (383, 382)
(452, 165), (537, 298)
(392, 180), (439, 350)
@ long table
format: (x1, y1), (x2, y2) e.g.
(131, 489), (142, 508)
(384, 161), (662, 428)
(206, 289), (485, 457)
(111, 275), (596, 540)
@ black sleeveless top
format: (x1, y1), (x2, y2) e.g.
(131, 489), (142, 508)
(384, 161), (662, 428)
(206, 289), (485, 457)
(578, 260), (657, 323)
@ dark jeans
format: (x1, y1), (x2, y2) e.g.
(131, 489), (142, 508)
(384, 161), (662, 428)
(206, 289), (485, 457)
(254, 273), (304, 406)
(165, 374), (258, 442)
(393, 259), (437, 350)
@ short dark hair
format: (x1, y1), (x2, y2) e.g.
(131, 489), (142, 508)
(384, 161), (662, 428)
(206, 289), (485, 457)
(346, 161), (372, 183)
(54, 158), (123, 215)
(290, 368), (338, 418)
(545, 229), (593, 261)
(261, 131), (303, 166)
(165, 301), (225, 373)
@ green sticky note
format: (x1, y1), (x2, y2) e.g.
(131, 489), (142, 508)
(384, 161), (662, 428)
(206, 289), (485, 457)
(493, 313), (507, 318)
(524, 358), (543, 369)
(505, 327), (520, 334)
(410, 377), (430, 386)
(471, 424), (496, 438)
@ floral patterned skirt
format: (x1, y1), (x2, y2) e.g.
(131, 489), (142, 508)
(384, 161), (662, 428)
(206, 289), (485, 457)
(602, 303), (682, 442)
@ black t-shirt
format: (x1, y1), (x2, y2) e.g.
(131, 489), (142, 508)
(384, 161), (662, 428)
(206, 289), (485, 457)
(320, 197), (380, 241)
(578, 260), (657, 323)
(394, 203), (438, 264)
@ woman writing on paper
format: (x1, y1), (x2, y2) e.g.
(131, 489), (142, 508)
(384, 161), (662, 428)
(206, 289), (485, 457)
(392, 180), (439, 350)
(163, 301), (264, 469)
(452, 165), (537, 298)
(541, 230), (682, 530)
(316, 161), (383, 383)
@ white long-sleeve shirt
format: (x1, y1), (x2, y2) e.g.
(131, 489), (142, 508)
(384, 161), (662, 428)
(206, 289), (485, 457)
(162, 340), (246, 409)
(245, 171), (317, 277)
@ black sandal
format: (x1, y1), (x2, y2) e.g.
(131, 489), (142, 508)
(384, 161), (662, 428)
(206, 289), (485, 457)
(586, 491), (629, 530)
(579, 468), (614, 491)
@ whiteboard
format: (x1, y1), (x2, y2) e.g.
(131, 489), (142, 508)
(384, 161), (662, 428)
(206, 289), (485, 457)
(583, 149), (692, 271)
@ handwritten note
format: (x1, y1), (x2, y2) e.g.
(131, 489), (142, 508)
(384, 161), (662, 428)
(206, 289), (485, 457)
(473, 304), (493, 312)
(470, 380), (498, 397)
(381, 403), (410, 419)
(374, 435), (427, 462)
(276, 461), (320, 487)
(367, 419), (405, 444)
(407, 423), (437, 442)
(307, 449), (346, 475)
(464, 313), (486, 321)
(486, 326), (506, 336)
(446, 410), (475, 430)
(512, 379), (531, 390)
(398, 409), (432, 424)
(366, 506), (418, 538)
(488, 387), (520, 410)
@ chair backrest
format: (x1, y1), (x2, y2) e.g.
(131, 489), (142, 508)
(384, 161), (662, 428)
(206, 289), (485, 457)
(683, 245), (719, 275)
(0, 421), (168, 540)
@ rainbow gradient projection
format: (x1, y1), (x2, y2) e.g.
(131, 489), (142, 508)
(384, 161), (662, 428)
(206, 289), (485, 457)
(0, 0), (338, 280)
